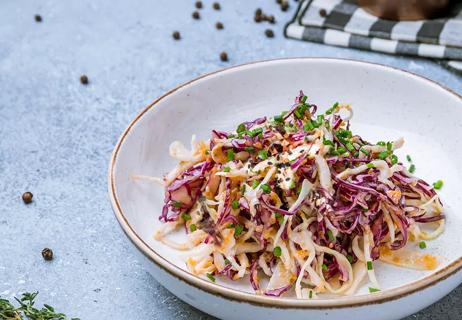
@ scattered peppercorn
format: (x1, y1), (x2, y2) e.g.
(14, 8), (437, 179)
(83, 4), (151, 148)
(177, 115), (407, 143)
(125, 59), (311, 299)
(254, 15), (262, 23)
(80, 75), (89, 85)
(276, 0), (282, 3)
(22, 191), (33, 204)
(195, 1), (203, 9)
(265, 29), (274, 38)
(42, 248), (53, 261)
(34, 15), (42, 22)
(319, 8), (327, 17)
(281, 2), (289, 11)
(215, 22), (224, 30)
(213, 2), (221, 10)
(267, 15), (276, 24)
(220, 51), (228, 62)
(255, 8), (262, 16)
(172, 31), (181, 40)
(192, 11), (200, 19)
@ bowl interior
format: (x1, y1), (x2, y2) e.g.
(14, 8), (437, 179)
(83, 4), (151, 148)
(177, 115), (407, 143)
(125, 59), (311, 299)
(111, 58), (462, 298)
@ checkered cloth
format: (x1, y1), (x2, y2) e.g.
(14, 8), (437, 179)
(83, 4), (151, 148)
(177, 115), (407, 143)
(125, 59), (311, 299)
(285, 0), (462, 73)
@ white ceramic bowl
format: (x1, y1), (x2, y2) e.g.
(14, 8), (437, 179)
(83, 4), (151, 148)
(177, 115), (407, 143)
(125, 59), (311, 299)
(109, 58), (462, 320)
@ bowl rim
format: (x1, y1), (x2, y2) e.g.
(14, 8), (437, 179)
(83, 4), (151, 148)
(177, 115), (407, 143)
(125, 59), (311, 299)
(108, 57), (462, 309)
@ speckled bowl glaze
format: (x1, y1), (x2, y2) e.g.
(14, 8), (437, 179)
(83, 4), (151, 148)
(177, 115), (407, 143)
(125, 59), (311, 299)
(109, 58), (462, 320)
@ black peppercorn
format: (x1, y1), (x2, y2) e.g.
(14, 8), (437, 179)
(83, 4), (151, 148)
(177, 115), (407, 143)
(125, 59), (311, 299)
(255, 8), (262, 16)
(319, 8), (327, 17)
(281, 2), (289, 11)
(220, 52), (228, 62)
(254, 15), (262, 23)
(192, 11), (200, 19)
(34, 15), (42, 22)
(22, 191), (33, 204)
(265, 29), (274, 38)
(42, 248), (53, 261)
(215, 22), (224, 30)
(195, 1), (203, 9)
(80, 75), (89, 85)
(213, 2), (221, 10)
(267, 15), (276, 24)
(172, 31), (181, 40)
(276, 0), (282, 3)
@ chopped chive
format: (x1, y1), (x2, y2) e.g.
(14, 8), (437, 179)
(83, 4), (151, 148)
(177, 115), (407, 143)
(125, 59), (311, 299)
(367, 261), (373, 270)
(304, 120), (315, 132)
(323, 138), (334, 146)
(224, 258), (230, 265)
(258, 149), (268, 160)
(378, 151), (389, 160)
(261, 183), (271, 194)
(336, 128), (352, 139)
(433, 180), (443, 190)
(419, 241), (427, 249)
(181, 213), (191, 221)
(234, 224), (244, 237)
(227, 134), (236, 139)
(354, 151), (360, 158)
(326, 102), (338, 115)
(172, 200), (182, 208)
(245, 146), (254, 153)
(237, 123), (246, 134)
(223, 166), (231, 172)
(300, 95), (307, 103)
(231, 200), (239, 210)
(368, 287), (380, 293)
(409, 164), (416, 174)
(205, 150), (210, 155)
(327, 230), (335, 242)
(206, 273), (216, 282)
(360, 148), (369, 156)
(386, 141), (393, 151)
(273, 246), (282, 257)
(252, 180), (259, 189)
(377, 141), (386, 146)
(240, 184), (246, 194)
(347, 254), (353, 264)
(289, 180), (296, 189)
(273, 115), (284, 123)
(367, 163), (375, 169)
(330, 149), (339, 156)
(249, 127), (263, 137)
(390, 154), (398, 165)
(406, 155), (412, 162)
(189, 224), (197, 232)
(275, 212), (284, 225)
(309, 290), (313, 299)
(227, 149), (235, 161)
(337, 146), (346, 154)
(322, 264), (328, 271)
(345, 142), (355, 152)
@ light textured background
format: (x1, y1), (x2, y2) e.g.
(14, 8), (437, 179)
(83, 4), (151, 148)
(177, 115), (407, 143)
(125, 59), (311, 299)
(0, 1), (461, 319)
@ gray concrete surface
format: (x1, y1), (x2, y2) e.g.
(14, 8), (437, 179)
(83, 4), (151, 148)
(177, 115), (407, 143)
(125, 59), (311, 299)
(0, 0), (461, 319)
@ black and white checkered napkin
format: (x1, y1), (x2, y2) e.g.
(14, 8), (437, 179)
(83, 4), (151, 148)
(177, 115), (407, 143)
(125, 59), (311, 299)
(285, 0), (462, 73)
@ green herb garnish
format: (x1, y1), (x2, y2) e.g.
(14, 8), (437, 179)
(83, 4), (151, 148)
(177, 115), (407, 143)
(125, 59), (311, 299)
(258, 149), (268, 160)
(206, 273), (216, 282)
(227, 149), (235, 161)
(273, 246), (282, 257)
(0, 292), (79, 320)
(409, 164), (416, 174)
(231, 200), (239, 210)
(223, 166), (231, 172)
(234, 224), (244, 237)
(419, 241), (427, 249)
(433, 180), (443, 190)
(181, 213), (191, 221)
(252, 180), (260, 189)
(368, 287), (380, 293)
(367, 261), (373, 270)
(327, 230), (335, 242)
(261, 183), (271, 194)
(189, 224), (197, 232)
